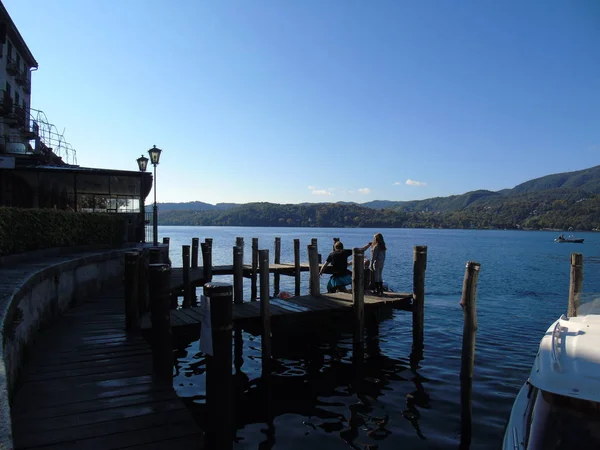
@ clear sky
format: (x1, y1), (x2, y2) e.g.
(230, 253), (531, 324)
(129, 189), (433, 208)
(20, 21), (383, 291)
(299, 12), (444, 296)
(6, 0), (600, 205)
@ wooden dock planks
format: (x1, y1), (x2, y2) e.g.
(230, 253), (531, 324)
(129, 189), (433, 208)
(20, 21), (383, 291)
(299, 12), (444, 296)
(168, 263), (311, 290)
(140, 291), (412, 330)
(10, 289), (204, 450)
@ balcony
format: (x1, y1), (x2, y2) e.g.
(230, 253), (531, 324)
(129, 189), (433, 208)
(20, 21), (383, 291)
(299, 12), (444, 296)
(16, 70), (30, 90)
(23, 119), (39, 140)
(0, 91), (13, 117)
(6, 58), (19, 75)
(13, 105), (26, 128)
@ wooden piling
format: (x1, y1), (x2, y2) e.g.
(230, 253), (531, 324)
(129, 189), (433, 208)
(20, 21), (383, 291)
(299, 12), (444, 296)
(233, 245), (244, 304)
(201, 242), (213, 284)
(308, 244), (320, 297)
(259, 249), (272, 371)
(148, 263), (173, 381)
(352, 248), (365, 343)
(124, 251), (140, 332)
(251, 238), (259, 301)
(311, 237), (321, 264)
(205, 238), (213, 281)
(459, 261), (480, 449)
(204, 282), (234, 450)
(411, 245), (427, 366)
(149, 247), (162, 264)
(137, 250), (149, 314)
(568, 253), (583, 317)
(236, 237), (244, 262)
(294, 239), (301, 296)
(273, 237), (281, 297)
(182, 245), (191, 308)
(191, 237), (199, 269)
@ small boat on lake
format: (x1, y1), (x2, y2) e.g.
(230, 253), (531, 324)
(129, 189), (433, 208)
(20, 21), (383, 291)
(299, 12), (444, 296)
(502, 302), (600, 449)
(554, 234), (584, 243)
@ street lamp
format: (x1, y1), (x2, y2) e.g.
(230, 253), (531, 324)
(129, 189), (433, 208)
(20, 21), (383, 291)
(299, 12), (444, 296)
(136, 154), (149, 243)
(147, 145), (162, 246)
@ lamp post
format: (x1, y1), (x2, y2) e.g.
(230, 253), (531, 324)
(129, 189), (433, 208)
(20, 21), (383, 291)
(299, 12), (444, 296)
(136, 154), (149, 243)
(147, 145), (163, 246)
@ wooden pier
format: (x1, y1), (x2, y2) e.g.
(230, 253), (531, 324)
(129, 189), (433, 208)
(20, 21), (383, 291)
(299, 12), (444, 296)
(141, 290), (411, 330)
(10, 288), (204, 450)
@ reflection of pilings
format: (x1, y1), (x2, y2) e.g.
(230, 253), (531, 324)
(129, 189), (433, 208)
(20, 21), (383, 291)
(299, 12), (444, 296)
(404, 372), (429, 440)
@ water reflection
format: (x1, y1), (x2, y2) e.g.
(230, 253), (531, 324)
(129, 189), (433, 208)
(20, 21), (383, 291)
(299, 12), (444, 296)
(173, 310), (435, 449)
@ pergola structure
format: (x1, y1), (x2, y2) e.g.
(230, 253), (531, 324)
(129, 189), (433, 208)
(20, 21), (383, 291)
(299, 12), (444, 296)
(0, 163), (153, 241)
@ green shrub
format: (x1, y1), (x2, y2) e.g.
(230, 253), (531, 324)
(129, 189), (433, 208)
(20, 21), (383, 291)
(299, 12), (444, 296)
(0, 207), (126, 255)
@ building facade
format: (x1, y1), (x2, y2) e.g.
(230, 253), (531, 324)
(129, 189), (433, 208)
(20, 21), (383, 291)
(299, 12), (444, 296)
(0, 1), (153, 242)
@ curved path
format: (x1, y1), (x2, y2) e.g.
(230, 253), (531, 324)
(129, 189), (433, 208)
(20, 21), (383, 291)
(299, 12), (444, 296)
(10, 285), (204, 449)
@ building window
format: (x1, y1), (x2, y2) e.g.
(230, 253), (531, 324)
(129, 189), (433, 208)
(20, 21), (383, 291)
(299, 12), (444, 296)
(16, 53), (20, 69)
(7, 41), (12, 59)
(15, 91), (19, 105)
(5, 82), (11, 96)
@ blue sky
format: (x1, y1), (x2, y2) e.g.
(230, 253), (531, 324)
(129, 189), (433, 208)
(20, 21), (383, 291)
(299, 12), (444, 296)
(6, 0), (600, 204)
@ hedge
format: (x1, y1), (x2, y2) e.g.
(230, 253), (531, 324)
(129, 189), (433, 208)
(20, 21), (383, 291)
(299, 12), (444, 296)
(0, 207), (126, 255)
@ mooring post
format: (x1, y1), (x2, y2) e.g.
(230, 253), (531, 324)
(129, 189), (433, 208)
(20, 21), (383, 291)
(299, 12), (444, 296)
(162, 237), (170, 263)
(236, 237), (244, 262)
(273, 237), (281, 297)
(233, 245), (244, 304)
(294, 238), (301, 296)
(137, 250), (149, 314)
(205, 238), (214, 281)
(411, 245), (427, 366)
(204, 282), (234, 450)
(308, 244), (320, 296)
(311, 237), (321, 264)
(124, 251), (140, 332)
(352, 248), (365, 343)
(251, 238), (259, 301)
(191, 237), (199, 269)
(149, 247), (162, 264)
(148, 263), (173, 381)
(459, 261), (480, 449)
(182, 245), (191, 308)
(259, 249), (272, 372)
(568, 252), (583, 317)
(201, 242), (213, 284)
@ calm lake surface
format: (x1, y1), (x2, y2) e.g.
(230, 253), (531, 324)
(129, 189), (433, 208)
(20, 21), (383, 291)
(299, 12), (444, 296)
(160, 226), (600, 449)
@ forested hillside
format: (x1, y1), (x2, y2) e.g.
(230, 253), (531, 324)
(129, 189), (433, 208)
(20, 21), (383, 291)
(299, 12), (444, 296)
(157, 166), (600, 230)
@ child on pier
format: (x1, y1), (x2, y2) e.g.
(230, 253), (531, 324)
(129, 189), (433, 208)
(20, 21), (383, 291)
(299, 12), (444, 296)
(320, 240), (352, 293)
(361, 233), (387, 296)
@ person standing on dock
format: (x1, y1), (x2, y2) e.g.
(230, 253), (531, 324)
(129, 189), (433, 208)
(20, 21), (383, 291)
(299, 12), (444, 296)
(320, 240), (353, 293)
(361, 233), (387, 296)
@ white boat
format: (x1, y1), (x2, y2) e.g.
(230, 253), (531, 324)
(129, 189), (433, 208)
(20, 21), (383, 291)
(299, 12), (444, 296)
(502, 301), (600, 449)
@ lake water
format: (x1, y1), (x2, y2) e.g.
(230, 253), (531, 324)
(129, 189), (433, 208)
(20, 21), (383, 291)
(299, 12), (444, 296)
(159, 226), (600, 449)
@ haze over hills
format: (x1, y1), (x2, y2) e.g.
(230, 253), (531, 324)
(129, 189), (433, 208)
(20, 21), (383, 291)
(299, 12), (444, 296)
(158, 166), (600, 230)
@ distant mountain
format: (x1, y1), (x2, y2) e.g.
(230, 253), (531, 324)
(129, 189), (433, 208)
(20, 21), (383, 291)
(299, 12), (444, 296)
(157, 166), (600, 230)
(157, 201), (239, 212)
(511, 165), (600, 194)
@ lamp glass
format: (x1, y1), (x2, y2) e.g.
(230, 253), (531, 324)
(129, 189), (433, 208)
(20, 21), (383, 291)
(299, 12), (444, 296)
(137, 154), (148, 172)
(148, 145), (162, 165)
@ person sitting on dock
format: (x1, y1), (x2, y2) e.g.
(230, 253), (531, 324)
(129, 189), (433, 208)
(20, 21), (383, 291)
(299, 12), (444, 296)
(320, 240), (353, 293)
